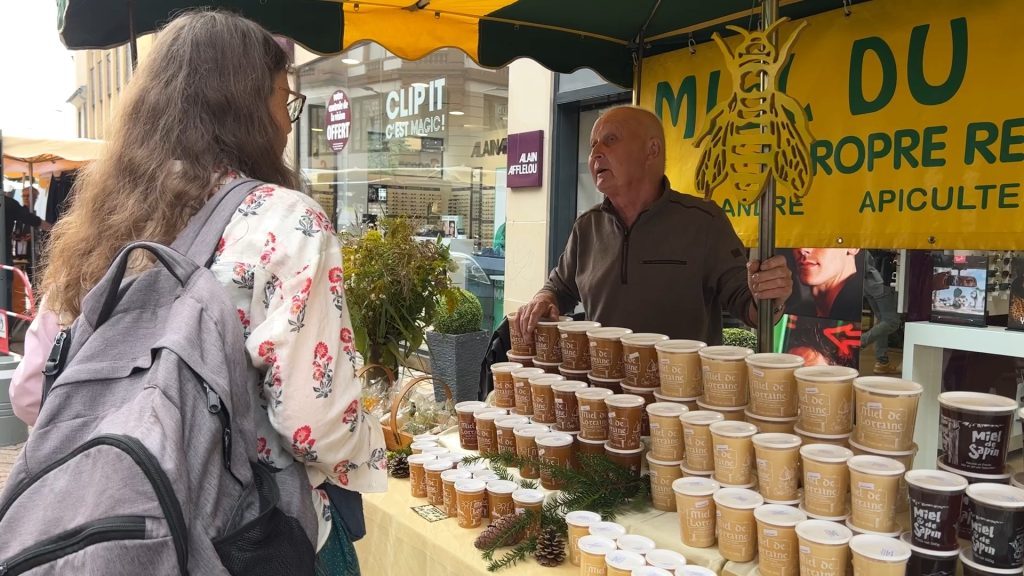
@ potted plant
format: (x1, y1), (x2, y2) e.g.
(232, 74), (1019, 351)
(723, 327), (758, 349)
(341, 218), (456, 376)
(426, 288), (491, 402)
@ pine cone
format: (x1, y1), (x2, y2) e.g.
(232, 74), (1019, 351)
(533, 526), (566, 567)
(388, 452), (410, 479)
(474, 513), (525, 550)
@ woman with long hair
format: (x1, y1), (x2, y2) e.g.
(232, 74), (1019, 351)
(18, 10), (385, 573)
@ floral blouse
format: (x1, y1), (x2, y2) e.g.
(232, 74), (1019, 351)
(211, 177), (387, 549)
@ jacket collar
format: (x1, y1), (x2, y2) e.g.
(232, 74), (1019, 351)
(599, 176), (675, 223)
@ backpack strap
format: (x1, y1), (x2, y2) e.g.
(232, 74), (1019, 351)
(170, 177), (265, 267)
(45, 178), (264, 395)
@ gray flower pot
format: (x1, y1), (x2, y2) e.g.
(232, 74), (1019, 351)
(425, 330), (491, 403)
(0, 354), (26, 447)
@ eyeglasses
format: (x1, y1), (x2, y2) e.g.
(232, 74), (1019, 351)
(286, 89), (306, 123)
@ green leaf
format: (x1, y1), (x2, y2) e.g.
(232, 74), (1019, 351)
(385, 340), (404, 363)
(486, 538), (537, 572)
(353, 324), (369, 358)
(407, 333), (423, 355)
(340, 216), (454, 364)
(474, 450), (649, 574)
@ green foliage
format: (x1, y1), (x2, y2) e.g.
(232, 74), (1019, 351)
(434, 288), (484, 335)
(461, 455), (538, 490)
(723, 327), (757, 349)
(484, 513), (539, 572)
(341, 218), (457, 371)
(463, 451), (650, 572)
(387, 446), (411, 459)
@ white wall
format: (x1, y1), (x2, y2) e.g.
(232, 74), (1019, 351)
(503, 60), (555, 316)
(494, 167), (507, 229)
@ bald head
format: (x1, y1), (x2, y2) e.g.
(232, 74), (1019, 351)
(601, 106), (666, 170)
(606, 107), (665, 140)
(589, 105), (667, 202)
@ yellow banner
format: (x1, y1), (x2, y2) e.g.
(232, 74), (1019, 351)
(641, 0), (1023, 249)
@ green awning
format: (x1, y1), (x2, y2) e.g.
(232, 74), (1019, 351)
(57, 0), (869, 87)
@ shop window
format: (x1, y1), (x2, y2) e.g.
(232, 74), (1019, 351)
(484, 95), (508, 131)
(297, 45), (509, 331)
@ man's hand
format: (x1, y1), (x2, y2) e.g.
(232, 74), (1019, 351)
(517, 292), (560, 344)
(747, 256), (794, 322)
(40, 221), (53, 232)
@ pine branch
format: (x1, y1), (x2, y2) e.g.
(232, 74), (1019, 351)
(486, 538), (537, 572)
(518, 477), (540, 490)
(464, 453), (539, 488)
(544, 454), (650, 528)
(462, 454), (487, 466)
(481, 511), (536, 560)
(489, 460), (515, 483)
(540, 497), (568, 535)
(478, 450), (532, 470)
(475, 451), (649, 571)
(536, 458), (593, 487)
(549, 484), (605, 515)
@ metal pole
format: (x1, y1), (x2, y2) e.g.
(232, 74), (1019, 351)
(756, 0), (779, 353)
(28, 161), (36, 298)
(631, 42), (645, 105)
(631, 0), (661, 105)
(0, 130), (6, 313)
(128, 0), (139, 70)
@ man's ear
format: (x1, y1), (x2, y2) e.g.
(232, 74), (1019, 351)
(648, 137), (663, 162)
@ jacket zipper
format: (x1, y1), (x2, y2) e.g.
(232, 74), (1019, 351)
(0, 435), (188, 576)
(621, 228), (631, 284)
(0, 516), (146, 575)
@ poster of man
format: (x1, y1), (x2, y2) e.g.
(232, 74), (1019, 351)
(441, 215), (462, 238)
(783, 248), (866, 322)
(774, 314), (861, 368)
(775, 247), (867, 369)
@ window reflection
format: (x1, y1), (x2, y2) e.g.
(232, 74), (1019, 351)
(297, 46), (510, 329)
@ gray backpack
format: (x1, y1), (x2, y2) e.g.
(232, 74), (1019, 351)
(0, 179), (317, 575)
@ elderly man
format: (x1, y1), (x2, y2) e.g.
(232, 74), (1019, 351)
(517, 106), (793, 344)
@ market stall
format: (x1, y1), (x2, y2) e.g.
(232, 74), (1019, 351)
(1, 133), (102, 317)
(356, 429), (836, 576)
(1, 134), (104, 319)
(2, 134), (103, 179)
(636, 0), (1024, 470)
(355, 429), (739, 576)
(53, 1), (1024, 576)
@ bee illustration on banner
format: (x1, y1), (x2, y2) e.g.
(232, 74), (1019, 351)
(694, 18), (815, 204)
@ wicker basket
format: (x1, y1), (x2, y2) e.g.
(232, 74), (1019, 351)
(357, 364), (453, 451)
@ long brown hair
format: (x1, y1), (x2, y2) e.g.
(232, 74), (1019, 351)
(42, 10), (297, 322)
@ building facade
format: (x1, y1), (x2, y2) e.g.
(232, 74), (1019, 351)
(67, 42), (150, 139)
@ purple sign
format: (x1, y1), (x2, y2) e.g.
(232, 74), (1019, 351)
(507, 130), (544, 188)
(326, 90), (352, 153)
